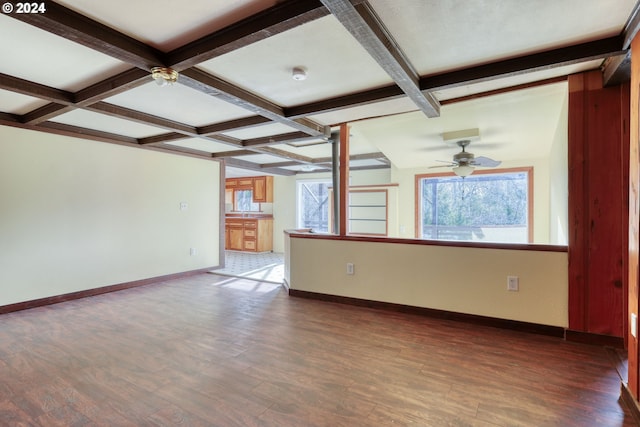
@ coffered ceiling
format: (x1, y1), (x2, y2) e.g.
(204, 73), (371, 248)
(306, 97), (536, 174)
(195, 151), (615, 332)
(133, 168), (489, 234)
(0, 0), (637, 177)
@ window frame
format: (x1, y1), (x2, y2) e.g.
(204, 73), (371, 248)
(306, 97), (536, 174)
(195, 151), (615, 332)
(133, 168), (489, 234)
(296, 179), (332, 232)
(414, 167), (534, 243)
(233, 188), (260, 212)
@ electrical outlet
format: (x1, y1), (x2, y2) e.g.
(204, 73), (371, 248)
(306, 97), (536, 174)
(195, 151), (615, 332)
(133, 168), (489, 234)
(346, 263), (355, 275)
(507, 276), (519, 291)
(180, 202), (188, 211)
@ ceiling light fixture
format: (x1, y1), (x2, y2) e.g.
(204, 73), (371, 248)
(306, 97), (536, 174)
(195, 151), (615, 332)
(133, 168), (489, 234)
(453, 165), (474, 177)
(300, 164), (316, 172)
(292, 66), (307, 81)
(151, 67), (179, 86)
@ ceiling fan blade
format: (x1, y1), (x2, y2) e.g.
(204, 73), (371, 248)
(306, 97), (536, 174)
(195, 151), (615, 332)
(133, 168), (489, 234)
(429, 164), (455, 169)
(472, 156), (501, 167)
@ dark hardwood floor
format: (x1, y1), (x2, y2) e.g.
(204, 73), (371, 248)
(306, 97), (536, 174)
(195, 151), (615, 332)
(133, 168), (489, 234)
(0, 273), (636, 426)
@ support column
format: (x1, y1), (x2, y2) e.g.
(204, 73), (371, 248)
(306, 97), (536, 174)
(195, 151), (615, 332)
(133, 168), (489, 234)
(628, 34), (640, 400)
(339, 123), (350, 236)
(567, 70), (629, 341)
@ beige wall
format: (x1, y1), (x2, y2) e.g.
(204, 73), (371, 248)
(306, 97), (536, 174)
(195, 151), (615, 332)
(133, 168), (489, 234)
(548, 92), (569, 245)
(288, 236), (568, 327)
(0, 126), (221, 306)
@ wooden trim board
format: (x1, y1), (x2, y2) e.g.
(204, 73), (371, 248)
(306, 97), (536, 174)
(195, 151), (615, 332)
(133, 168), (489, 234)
(0, 267), (218, 315)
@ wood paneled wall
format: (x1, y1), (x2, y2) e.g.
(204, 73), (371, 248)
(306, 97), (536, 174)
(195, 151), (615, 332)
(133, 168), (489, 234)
(568, 70), (630, 338)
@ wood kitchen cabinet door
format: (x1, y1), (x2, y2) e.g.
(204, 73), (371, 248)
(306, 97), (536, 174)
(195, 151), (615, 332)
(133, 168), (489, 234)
(253, 176), (273, 202)
(228, 226), (244, 251)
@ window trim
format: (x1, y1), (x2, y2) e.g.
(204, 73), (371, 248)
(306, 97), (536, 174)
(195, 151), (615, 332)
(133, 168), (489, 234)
(296, 178), (332, 232)
(414, 167), (534, 243)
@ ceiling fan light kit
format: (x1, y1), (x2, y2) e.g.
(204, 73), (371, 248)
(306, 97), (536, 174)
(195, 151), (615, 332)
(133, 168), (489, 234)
(429, 132), (501, 178)
(453, 165), (475, 177)
(151, 67), (179, 86)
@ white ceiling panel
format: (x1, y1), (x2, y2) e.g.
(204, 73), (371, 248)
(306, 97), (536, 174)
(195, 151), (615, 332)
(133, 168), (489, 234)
(0, 14), (131, 91)
(370, 0), (635, 75)
(50, 110), (168, 138)
(56, 0), (278, 52)
(269, 142), (333, 159)
(0, 1), (632, 177)
(198, 15), (394, 107)
(239, 154), (289, 164)
(0, 90), (48, 115)
(281, 164), (331, 172)
(165, 138), (237, 153)
(223, 122), (298, 139)
(104, 82), (256, 127)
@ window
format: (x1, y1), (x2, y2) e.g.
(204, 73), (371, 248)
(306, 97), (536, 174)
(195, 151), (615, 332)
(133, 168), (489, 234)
(417, 168), (532, 243)
(234, 189), (260, 212)
(297, 180), (331, 232)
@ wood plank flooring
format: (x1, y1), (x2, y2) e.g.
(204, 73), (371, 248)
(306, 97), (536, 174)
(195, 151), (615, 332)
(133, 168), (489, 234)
(0, 273), (636, 426)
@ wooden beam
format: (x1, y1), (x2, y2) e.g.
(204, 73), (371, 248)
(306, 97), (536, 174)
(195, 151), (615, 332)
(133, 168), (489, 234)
(285, 85), (405, 119)
(422, 36), (625, 91)
(179, 68), (329, 137)
(22, 104), (75, 125)
(198, 116), (272, 136)
(225, 157), (296, 176)
(150, 143), (214, 159)
(259, 160), (303, 168)
(85, 102), (244, 147)
(242, 132), (326, 148)
(623, 0), (640, 49)
(38, 121), (140, 146)
(74, 68), (151, 105)
(602, 53), (631, 87)
(255, 146), (316, 163)
(8, 2), (165, 70)
(314, 151), (388, 163)
(439, 76), (568, 106)
(212, 150), (257, 158)
(138, 132), (188, 145)
(321, 0), (440, 118)
(286, 37), (619, 119)
(86, 102), (198, 135)
(0, 73), (73, 104)
(167, 0), (330, 70)
(0, 112), (22, 125)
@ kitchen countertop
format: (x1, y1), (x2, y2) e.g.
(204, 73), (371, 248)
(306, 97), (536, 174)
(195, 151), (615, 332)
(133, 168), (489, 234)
(225, 213), (273, 219)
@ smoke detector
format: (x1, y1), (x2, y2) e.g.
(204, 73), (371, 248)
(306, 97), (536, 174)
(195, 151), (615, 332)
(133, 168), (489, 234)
(292, 67), (308, 81)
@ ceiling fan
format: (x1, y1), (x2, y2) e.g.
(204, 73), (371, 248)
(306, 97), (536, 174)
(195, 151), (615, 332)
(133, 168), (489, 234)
(430, 139), (501, 177)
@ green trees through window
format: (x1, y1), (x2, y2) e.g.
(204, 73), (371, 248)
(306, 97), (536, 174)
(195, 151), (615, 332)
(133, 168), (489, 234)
(419, 170), (530, 243)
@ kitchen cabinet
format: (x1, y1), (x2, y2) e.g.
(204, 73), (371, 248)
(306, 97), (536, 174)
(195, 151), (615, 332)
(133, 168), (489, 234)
(225, 176), (273, 203)
(226, 220), (244, 251)
(252, 176), (273, 203)
(224, 217), (273, 252)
